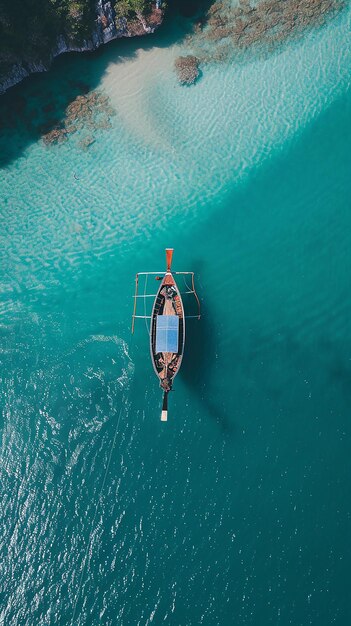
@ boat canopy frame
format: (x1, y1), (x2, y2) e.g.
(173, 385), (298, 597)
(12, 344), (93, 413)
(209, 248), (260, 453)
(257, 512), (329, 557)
(131, 271), (201, 333)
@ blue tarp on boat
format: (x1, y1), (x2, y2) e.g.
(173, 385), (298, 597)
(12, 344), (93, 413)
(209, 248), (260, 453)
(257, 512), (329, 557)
(156, 315), (179, 353)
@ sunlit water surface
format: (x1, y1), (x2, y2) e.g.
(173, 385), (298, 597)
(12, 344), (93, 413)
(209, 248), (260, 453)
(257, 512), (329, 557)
(1, 6), (351, 626)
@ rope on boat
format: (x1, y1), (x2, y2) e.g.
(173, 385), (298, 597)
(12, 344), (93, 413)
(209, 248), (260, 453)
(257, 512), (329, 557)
(179, 274), (201, 319)
(143, 274), (150, 336)
(70, 404), (124, 626)
(183, 275), (192, 293)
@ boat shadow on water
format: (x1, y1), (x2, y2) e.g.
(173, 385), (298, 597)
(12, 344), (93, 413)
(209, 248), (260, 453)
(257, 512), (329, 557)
(179, 269), (234, 435)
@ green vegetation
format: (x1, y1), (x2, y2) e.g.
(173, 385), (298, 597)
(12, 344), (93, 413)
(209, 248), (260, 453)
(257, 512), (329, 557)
(0, 1), (154, 79)
(0, 1), (96, 75)
(114, 0), (148, 17)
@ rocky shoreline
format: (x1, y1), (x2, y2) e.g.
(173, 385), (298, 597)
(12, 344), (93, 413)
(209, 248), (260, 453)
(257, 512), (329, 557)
(0, 1), (163, 96)
(1, 0), (345, 95)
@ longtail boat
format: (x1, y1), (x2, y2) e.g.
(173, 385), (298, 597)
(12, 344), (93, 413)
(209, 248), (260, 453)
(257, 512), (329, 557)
(132, 249), (200, 421)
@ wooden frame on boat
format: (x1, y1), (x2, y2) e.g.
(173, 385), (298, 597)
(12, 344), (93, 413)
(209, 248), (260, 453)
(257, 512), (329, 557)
(132, 249), (201, 421)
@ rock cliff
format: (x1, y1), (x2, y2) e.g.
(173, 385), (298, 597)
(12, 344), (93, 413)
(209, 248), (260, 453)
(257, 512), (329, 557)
(0, 1), (163, 95)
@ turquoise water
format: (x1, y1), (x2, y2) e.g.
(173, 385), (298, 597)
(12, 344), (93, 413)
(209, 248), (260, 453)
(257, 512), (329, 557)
(1, 5), (351, 625)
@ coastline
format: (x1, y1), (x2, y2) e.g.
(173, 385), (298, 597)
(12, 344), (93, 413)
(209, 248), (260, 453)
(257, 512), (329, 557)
(0, 1), (164, 96)
(1, 0), (344, 97)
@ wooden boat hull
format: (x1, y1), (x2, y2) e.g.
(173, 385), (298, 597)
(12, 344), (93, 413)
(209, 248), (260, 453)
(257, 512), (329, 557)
(132, 248), (200, 421)
(150, 272), (185, 393)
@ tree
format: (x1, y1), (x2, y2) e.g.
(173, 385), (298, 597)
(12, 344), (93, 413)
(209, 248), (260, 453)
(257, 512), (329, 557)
(114, 0), (148, 19)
